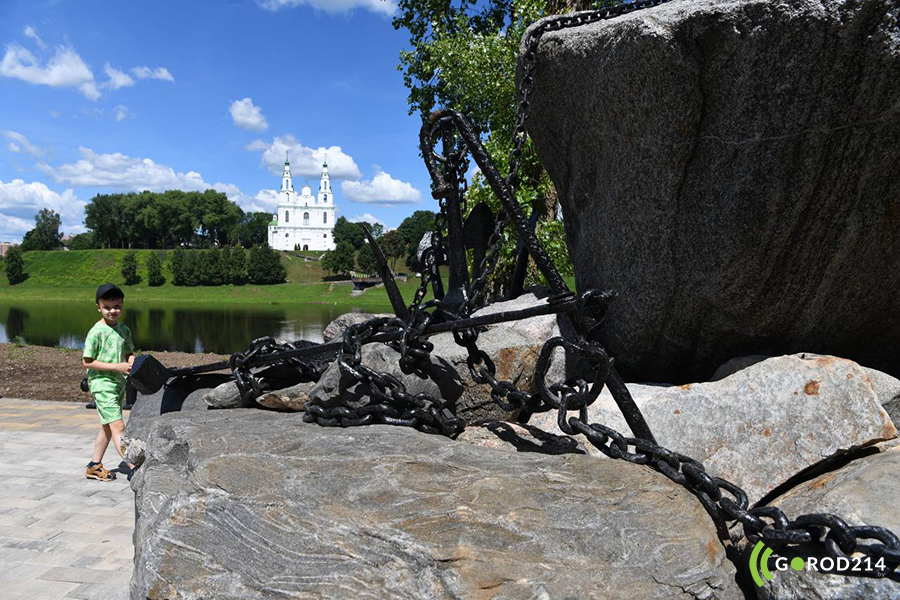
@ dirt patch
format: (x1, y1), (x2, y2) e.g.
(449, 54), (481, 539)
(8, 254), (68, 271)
(0, 343), (229, 402)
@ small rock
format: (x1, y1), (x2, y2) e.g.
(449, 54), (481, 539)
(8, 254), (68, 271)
(322, 312), (394, 342)
(255, 381), (316, 411)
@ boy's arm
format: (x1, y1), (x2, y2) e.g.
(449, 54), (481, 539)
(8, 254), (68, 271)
(82, 357), (132, 374)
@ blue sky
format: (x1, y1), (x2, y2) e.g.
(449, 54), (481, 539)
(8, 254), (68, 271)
(0, 0), (436, 243)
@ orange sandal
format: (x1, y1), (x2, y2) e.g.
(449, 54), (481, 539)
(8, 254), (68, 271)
(86, 463), (116, 481)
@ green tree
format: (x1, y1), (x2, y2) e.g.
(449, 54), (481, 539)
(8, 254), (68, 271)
(332, 217), (367, 249)
(396, 210), (435, 270)
(147, 252), (165, 286)
(227, 247), (248, 284)
(248, 244), (287, 284)
(380, 230), (406, 273)
(321, 241), (355, 276)
(392, 0), (597, 294)
(20, 208), (63, 251)
(169, 248), (186, 285)
(356, 242), (378, 275)
(203, 248), (226, 286)
(121, 251), (140, 285)
(182, 250), (200, 286)
(234, 212), (273, 248)
(4, 246), (26, 284)
(66, 232), (97, 250)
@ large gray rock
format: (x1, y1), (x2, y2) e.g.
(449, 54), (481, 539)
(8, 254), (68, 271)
(122, 374), (227, 466)
(529, 355), (897, 504)
(131, 410), (742, 599)
(751, 443), (900, 599)
(524, 0), (900, 382)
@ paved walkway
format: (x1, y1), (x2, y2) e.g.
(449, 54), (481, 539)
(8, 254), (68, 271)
(0, 398), (133, 600)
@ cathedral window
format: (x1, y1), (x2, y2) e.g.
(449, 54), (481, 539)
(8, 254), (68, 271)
(303, 212), (310, 225)
(285, 211), (289, 223)
(323, 212), (327, 224)
(323, 233), (327, 238)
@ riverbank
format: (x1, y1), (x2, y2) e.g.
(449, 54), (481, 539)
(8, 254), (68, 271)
(0, 343), (230, 402)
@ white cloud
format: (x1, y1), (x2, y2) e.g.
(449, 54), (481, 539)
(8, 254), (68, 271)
(251, 135), (361, 180)
(4, 131), (44, 158)
(23, 26), (47, 51)
(0, 44), (99, 100)
(40, 147), (215, 192)
(102, 63), (134, 89)
(113, 105), (132, 122)
(0, 179), (85, 242)
(256, 0), (397, 15)
(131, 66), (174, 82)
(349, 213), (386, 228)
(229, 98), (268, 132)
(341, 169), (421, 205)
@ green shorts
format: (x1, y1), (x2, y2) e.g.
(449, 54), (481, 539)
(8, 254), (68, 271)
(92, 387), (125, 425)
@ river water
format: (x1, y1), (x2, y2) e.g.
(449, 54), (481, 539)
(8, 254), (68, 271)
(0, 300), (370, 354)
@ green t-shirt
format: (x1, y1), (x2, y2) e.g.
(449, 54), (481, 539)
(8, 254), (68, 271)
(83, 320), (134, 391)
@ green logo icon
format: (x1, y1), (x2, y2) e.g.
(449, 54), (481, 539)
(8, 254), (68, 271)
(750, 541), (805, 586)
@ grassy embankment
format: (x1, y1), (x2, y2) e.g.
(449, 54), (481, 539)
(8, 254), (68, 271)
(0, 249), (579, 307)
(0, 249), (418, 310)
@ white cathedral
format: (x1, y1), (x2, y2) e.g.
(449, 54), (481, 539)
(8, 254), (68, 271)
(267, 155), (336, 251)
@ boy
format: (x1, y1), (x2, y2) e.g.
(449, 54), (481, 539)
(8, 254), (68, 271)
(82, 283), (135, 481)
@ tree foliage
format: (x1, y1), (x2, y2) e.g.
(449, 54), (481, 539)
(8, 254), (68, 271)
(84, 189), (243, 249)
(66, 232), (98, 250)
(395, 210), (435, 270)
(379, 230), (407, 272)
(234, 212), (273, 249)
(227, 247), (248, 285)
(332, 217), (367, 250)
(392, 0), (605, 293)
(147, 252), (165, 286)
(4, 246), (26, 284)
(321, 241), (355, 276)
(356, 242), (378, 275)
(121, 251), (140, 285)
(248, 244), (287, 285)
(20, 209), (63, 251)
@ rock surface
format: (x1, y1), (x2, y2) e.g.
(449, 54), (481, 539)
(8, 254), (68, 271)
(524, 0), (900, 382)
(528, 355), (897, 504)
(751, 443), (900, 599)
(122, 374), (226, 466)
(131, 410), (742, 599)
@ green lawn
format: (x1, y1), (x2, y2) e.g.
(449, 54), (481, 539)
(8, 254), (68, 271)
(0, 249), (578, 308)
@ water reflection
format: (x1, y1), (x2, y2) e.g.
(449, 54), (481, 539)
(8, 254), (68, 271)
(0, 301), (368, 354)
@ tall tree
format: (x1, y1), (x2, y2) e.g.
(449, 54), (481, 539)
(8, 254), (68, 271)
(379, 230), (406, 273)
(4, 246), (26, 284)
(147, 252), (165, 286)
(396, 210), (436, 270)
(227, 247), (248, 284)
(356, 243), (378, 275)
(66, 232), (97, 250)
(248, 245), (287, 284)
(121, 251), (140, 285)
(20, 208), (63, 251)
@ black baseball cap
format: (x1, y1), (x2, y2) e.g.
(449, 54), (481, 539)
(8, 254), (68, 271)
(95, 283), (125, 303)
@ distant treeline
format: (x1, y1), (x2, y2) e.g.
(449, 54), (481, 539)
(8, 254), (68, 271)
(70, 190), (272, 250)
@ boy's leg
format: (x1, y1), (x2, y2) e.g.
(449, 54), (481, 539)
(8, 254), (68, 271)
(107, 419), (134, 469)
(91, 424), (112, 463)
